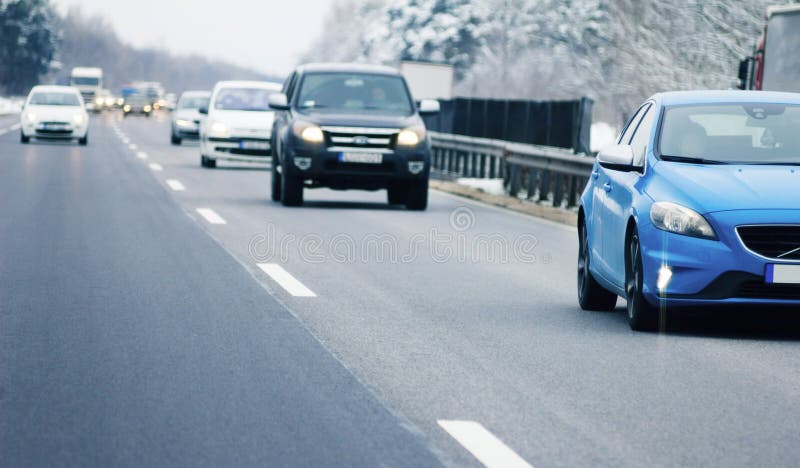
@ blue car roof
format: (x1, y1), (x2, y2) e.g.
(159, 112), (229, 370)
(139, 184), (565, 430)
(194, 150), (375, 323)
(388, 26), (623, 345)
(652, 90), (800, 106)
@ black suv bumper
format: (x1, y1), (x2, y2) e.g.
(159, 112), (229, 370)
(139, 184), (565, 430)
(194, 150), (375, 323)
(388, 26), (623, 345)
(284, 148), (430, 190)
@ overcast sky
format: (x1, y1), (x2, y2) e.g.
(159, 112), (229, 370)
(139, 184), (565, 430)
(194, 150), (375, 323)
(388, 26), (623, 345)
(53, 0), (338, 76)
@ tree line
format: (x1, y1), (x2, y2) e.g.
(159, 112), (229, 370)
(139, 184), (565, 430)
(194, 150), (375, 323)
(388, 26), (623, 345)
(0, 1), (278, 96)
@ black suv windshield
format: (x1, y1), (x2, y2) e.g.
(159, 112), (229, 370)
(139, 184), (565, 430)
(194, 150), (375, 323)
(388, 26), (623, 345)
(659, 103), (800, 164)
(296, 73), (414, 115)
(29, 92), (81, 106)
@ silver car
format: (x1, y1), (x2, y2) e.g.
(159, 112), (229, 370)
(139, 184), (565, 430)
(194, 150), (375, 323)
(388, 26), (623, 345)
(171, 91), (210, 145)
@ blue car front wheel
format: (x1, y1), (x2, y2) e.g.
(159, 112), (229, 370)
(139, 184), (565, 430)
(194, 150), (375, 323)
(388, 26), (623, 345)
(626, 230), (659, 331)
(578, 222), (617, 311)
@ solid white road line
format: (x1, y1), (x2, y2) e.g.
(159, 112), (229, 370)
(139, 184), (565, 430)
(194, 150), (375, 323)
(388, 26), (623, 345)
(166, 179), (185, 191)
(438, 420), (533, 468)
(149, 163), (163, 171)
(195, 207), (227, 225)
(256, 263), (317, 297)
(137, 151), (148, 159)
(0, 123), (21, 136)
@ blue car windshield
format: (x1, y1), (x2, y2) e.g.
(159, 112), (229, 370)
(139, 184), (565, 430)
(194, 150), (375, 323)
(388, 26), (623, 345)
(296, 73), (414, 115)
(660, 103), (800, 164)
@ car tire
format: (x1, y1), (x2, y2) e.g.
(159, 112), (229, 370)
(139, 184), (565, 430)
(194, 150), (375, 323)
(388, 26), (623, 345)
(201, 155), (216, 168)
(271, 153), (282, 202)
(20, 132), (29, 144)
(405, 179), (428, 211)
(280, 169), (303, 207)
(78, 134), (88, 146)
(387, 182), (408, 205)
(171, 132), (181, 145)
(577, 221), (618, 311)
(626, 230), (659, 331)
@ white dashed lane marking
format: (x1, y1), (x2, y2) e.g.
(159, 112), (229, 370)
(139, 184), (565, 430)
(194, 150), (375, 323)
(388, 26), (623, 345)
(195, 208), (226, 225)
(438, 420), (533, 468)
(149, 163), (162, 171)
(137, 152), (148, 160)
(166, 179), (185, 191)
(256, 264), (317, 297)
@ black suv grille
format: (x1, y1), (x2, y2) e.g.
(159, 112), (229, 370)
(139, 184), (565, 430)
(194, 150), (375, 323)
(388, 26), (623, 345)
(321, 126), (398, 152)
(737, 225), (800, 261)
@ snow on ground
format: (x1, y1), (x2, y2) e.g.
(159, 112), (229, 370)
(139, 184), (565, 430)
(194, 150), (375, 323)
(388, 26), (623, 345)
(455, 178), (506, 196)
(590, 122), (618, 153)
(0, 97), (23, 115)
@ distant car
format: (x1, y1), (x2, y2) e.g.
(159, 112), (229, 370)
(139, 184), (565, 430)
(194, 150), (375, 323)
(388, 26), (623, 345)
(578, 90), (800, 331)
(123, 95), (152, 117)
(269, 63), (439, 209)
(199, 80), (282, 168)
(20, 85), (89, 145)
(171, 91), (210, 145)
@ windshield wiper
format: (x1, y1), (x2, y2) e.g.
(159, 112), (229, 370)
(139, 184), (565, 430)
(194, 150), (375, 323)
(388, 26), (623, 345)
(742, 161), (800, 166)
(660, 155), (727, 165)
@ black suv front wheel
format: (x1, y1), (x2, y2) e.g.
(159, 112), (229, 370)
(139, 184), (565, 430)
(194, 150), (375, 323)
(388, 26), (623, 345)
(281, 169), (303, 206)
(405, 179), (428, 211)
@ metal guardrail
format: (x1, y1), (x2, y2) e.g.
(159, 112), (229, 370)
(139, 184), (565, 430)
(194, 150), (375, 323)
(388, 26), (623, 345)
(429, 131), (595, 209)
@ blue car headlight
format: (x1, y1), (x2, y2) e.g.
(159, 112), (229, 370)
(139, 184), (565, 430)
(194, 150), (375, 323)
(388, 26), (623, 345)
(650, 202), (717, 240)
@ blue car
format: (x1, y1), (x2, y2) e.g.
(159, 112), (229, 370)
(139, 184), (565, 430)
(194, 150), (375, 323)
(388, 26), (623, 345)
(578, 90), (800, 330)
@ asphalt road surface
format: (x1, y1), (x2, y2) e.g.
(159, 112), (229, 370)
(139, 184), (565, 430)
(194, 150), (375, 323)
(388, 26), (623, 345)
(2, 112), (800, 467)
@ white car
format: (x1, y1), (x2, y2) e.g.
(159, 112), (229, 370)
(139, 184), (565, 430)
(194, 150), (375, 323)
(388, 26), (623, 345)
(199, 80), (281, 168)
(20, 85), (89, 145)
(171, 90), (210, 145)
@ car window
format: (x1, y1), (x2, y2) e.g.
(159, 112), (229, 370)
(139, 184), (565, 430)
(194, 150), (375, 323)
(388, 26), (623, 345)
(29, 92), (81, 107)
(629, 104), (655, 167)
(617, 104), (648, 145)
(213, 88), (276, 112)
(296, 73), (414, 115)
(660, 103), (800, 164)
(178, 96), (209, 109)
(284, 72), (297, 100)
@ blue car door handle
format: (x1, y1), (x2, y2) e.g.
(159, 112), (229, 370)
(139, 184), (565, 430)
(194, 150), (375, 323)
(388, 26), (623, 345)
(592, 170), (599, 180)
(603, 183), (612, 193)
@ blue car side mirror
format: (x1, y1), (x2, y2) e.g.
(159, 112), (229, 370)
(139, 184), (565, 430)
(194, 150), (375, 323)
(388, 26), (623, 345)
(598, 144), (639, 172)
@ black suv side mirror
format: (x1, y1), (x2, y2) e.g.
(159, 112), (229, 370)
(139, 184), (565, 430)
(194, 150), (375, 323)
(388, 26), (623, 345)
(268, 93), (290, 111)
(198, 106), (208, 115)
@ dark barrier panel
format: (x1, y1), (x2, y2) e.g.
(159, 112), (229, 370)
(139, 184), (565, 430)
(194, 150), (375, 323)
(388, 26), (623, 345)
(452, 98), (470, 135)
(549, 101), (575, 149)
(426, 96), (593, 153)
(486, 100), (507, 140)
(505, 100), (529, 143)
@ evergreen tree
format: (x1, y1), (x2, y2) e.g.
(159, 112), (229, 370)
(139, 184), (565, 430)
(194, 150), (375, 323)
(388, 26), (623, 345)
(0, 0), (58, 95)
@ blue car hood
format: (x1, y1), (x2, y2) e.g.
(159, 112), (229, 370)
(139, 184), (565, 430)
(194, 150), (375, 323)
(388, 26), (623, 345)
(648, 161), (800, 213)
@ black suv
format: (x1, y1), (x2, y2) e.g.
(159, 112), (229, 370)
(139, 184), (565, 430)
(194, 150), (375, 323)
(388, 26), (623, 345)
(269, 63), (440, 210)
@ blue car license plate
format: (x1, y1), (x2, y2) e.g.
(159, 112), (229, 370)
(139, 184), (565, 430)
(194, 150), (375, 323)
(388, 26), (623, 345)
(766, 264), (800, 284)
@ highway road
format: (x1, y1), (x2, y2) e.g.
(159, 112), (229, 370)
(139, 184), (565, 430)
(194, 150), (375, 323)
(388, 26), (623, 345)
(2, 112), (800, 467)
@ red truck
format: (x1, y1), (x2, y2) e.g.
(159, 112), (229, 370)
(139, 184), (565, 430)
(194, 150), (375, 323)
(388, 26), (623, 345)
(738, 4), (800, 92)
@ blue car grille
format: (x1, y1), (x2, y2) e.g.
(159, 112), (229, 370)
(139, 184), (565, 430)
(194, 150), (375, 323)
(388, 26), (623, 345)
(738, 281), (800, 300)
(737, 225), (800, 261)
